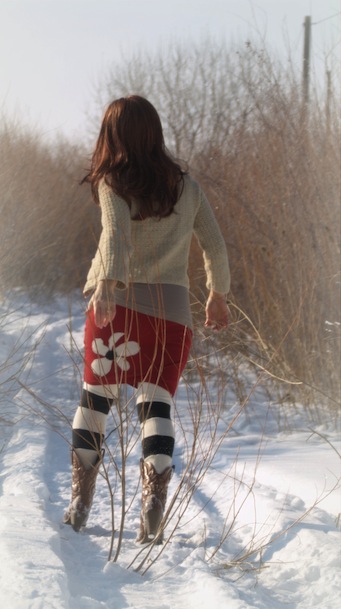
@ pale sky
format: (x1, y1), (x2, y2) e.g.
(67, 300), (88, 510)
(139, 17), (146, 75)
(0, 0), (339, 142)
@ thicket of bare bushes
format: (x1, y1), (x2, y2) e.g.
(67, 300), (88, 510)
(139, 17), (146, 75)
(0, 40), (339, 405)
(0, 124), (99, 298)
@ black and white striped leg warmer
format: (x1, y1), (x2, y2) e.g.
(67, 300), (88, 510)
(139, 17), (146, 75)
(136, 383), (175, 474)
(72, 388), (113, 469)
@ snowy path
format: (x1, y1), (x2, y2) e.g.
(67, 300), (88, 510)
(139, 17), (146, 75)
(0, 296), (340, 609)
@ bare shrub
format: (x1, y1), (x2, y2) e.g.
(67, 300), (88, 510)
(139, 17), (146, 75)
(191, 47), (340, 405)
(0, 119), (100, 297)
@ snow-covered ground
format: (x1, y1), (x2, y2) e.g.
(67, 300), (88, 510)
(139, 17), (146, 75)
(0, 294), (340, 609)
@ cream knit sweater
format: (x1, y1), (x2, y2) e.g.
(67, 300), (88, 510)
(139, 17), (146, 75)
(83, 174), (230, 296)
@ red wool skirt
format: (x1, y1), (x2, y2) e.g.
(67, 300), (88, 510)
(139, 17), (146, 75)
(83, 306), (192, 397)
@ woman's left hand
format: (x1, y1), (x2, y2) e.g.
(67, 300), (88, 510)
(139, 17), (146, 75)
(87, 280), (117, 328)
(204, 291), (230, 332)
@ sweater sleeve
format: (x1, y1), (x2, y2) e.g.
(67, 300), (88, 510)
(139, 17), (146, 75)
(83, 181), (132, 294)
(193, 187), (230, 294)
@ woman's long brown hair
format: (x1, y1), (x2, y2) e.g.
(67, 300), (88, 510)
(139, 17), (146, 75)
(82, 96), (186, 219)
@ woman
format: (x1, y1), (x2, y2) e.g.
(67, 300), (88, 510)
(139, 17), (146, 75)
(64, 95), (230, 542)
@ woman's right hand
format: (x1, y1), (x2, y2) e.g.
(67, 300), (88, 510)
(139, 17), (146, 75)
(87, 279), (117, 328)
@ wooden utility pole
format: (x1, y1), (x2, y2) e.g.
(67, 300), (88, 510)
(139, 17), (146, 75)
(326, 69), (332, 133)
(302, 16), (312, 106)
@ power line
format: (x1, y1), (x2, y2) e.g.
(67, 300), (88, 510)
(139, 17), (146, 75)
(312, 12), (341, 26)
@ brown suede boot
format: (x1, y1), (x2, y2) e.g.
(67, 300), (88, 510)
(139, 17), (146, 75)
(63, 449), (103, 532)
(136, 459), (174, 544)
